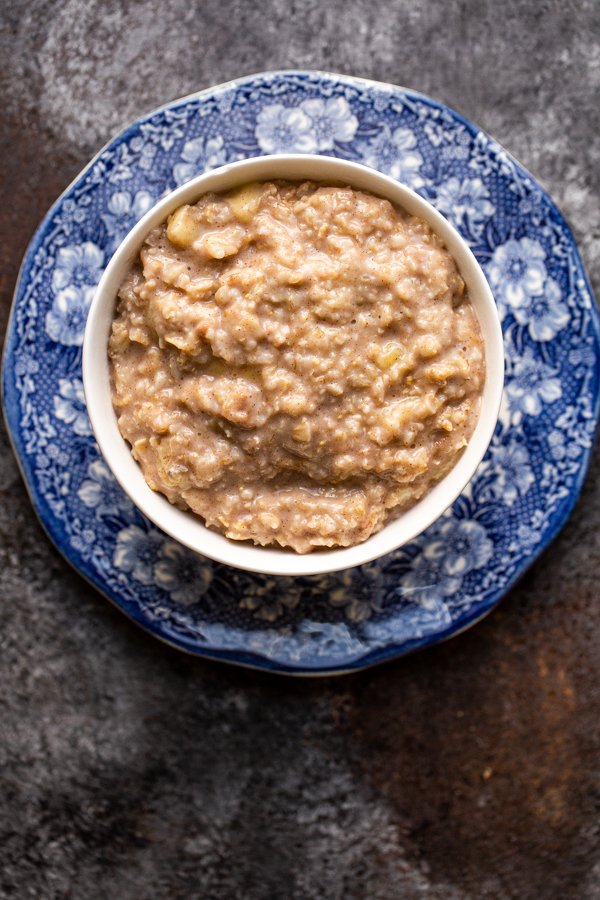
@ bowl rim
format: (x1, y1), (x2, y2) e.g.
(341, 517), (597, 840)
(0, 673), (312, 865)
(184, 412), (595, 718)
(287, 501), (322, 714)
(83, 153), (504, 577)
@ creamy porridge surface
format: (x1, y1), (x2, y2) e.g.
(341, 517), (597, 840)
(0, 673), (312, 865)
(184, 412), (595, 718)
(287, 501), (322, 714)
(109, 181), (485, 552)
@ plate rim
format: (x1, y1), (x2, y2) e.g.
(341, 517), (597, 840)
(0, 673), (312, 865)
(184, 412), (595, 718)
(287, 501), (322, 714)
(3, 68), (600, 675)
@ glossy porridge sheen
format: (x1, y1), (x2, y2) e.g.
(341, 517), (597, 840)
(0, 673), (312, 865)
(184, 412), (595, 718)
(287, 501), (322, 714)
(109, 181), (485, 552)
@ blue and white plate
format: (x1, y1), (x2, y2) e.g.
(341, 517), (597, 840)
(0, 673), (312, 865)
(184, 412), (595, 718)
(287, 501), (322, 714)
(3, 71), (599, 674)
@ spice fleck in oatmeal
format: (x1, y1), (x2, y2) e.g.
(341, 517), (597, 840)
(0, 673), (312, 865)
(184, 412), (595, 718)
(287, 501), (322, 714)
(109, 181), (485, 552)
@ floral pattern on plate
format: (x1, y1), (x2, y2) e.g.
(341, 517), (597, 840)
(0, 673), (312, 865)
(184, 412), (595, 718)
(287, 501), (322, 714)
(3, 71), (599, 673)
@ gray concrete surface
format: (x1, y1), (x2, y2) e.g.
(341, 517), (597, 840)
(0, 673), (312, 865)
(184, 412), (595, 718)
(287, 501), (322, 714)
(2, 1), (600, 897)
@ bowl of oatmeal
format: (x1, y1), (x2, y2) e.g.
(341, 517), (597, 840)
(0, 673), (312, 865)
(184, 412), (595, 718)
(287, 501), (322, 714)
(83, 154), (503, 576)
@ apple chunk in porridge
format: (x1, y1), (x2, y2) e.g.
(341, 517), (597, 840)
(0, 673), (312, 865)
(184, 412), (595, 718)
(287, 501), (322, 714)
(109, 180), (485, 553)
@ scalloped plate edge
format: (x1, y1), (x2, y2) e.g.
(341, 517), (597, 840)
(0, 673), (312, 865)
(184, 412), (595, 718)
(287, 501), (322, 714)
(3, 69), (600, 674)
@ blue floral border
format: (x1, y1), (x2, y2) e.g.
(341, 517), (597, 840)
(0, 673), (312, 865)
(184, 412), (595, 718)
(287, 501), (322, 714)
(2, 71), (600, 674)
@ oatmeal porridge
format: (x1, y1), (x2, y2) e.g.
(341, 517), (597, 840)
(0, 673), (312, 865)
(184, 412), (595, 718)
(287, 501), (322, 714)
(109, 181), (485, 553)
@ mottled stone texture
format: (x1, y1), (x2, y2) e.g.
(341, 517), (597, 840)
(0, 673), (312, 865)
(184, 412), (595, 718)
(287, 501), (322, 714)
(2, 1), (600, 897)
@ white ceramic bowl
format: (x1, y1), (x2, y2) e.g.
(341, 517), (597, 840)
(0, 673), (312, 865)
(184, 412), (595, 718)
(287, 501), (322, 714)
(83, 154), (504, 577)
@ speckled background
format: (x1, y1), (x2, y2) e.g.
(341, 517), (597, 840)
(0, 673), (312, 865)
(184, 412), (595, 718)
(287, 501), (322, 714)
(2, 2), (600, 898)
